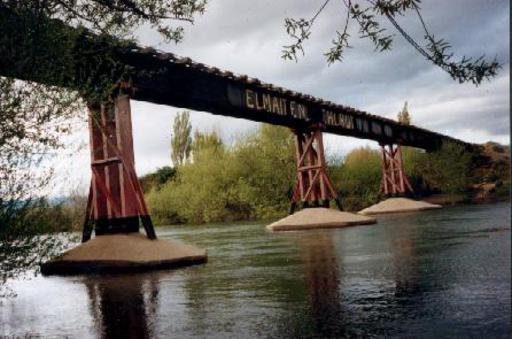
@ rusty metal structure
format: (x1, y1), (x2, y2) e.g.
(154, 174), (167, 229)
(290, 126), (342, 213)
(379, 144), (413, 196)
(0, 7), (474, 239)
(82, 95), (156, 241)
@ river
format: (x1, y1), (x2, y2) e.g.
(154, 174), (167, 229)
(1, 202), (510, 338)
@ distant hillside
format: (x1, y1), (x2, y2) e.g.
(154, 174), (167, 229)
(471, 142), (510, 201)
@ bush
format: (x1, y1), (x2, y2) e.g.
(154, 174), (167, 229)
(329, 147), (381, 210)
(145, 130), (477, 223)
(139, 166), (176, 193)
(146, 125), (295, 224)
(411, 142), (472, 197)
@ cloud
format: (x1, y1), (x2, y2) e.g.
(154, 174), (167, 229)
(50, 0), (510, 195)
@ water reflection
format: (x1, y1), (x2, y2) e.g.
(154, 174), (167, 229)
(1, 203), (508, 338)
(298, 233), (343, 337)
(388, 221), (422, 298)
(84, 274), (159, 338)
(293, 217), (439, 336)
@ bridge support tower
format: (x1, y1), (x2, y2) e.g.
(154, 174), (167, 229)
(359, 143), (441, 215)
(41, 93), (207, 275)
(267, 125), (377, 231)
(379, 143), (413, 196)
(289, 125), (342, 214)
(82, 95), (156, 242)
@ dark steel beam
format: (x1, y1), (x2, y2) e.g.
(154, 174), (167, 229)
(0, 6), (473, 151)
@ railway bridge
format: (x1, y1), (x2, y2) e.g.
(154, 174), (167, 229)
(0, 7), (470, 273)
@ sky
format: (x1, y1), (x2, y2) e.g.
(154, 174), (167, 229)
(49, 0), (510, 196)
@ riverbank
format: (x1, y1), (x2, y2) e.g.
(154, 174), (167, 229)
(5, 136), (509, 232)
(141, 127), (510, 225)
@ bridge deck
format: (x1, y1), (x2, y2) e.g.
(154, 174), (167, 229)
(0, 6), (471, 150)
(126, 46), (467, 150)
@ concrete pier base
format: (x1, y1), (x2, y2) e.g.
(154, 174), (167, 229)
(266, 208), (376, 232)
(40, 233), (207, 275)
(359, 197), (442, 215)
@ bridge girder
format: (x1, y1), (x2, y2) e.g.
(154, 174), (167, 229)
(0, 6), (473, 152)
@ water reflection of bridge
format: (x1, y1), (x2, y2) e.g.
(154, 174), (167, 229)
(85, 274), (159, 338)
(286, 225), (429, 337)
(79, 218), (451, 338)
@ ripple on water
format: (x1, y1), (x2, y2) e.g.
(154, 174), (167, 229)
(1, 202), (510, 338)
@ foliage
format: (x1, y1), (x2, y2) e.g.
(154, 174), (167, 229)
(229, 124), (295, 219)
(329, 147), (382, 210)
(140, 166), (177, 193)
(397, 101), (411, 125)
(146, 124), (482, 225)
(401, 146), (426, 188)
(410, 142), (473, 197)
(147, 143), (232, 224)
(147, 125), (480, 224)
(147, 124), (295, 224)
(0, 196), (83, 297)
(192, 129), (223, 160)
(1, 0), (206, 43)
(494, 180), (511, 199)
(282, 0), (501, 85)
(0, 78), (80, 229)
(0, 233), (72, 298)
(171, 111), (192, 166)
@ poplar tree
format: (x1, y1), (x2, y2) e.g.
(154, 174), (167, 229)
(397, 101), (411, 125)
(171, 111), (193, 166)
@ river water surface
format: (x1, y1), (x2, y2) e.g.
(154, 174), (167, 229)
(1, 202), (510, 338)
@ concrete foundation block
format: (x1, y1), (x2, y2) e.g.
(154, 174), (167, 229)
(266, 208), (376, 232)
(40, 233), (207, 275)
(359, 197), (442, 215)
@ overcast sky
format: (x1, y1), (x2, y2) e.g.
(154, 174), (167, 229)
(50, 0), (510, 196)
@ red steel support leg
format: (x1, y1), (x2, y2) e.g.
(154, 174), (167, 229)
(290, 126), (342, 213)
(83, 94), (156, 241)
(380, 144), (413, 196)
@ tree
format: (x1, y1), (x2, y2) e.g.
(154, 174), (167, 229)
(192, 129), (223, 160)
(139, 166), (177, 193)
(171, 111), (192, 166)
(1, 1), (206, 43)
(397, 101), (411, 125)
(146, 124), (295, 224)
(282, 0), (500, 85)
(412, 142), (472, 197)
(0, 77), (82, 296)
(231, 124), (295, 218)
(329, 147), (382, 210)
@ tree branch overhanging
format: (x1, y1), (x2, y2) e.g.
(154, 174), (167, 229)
(282, 0), (501, 85)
